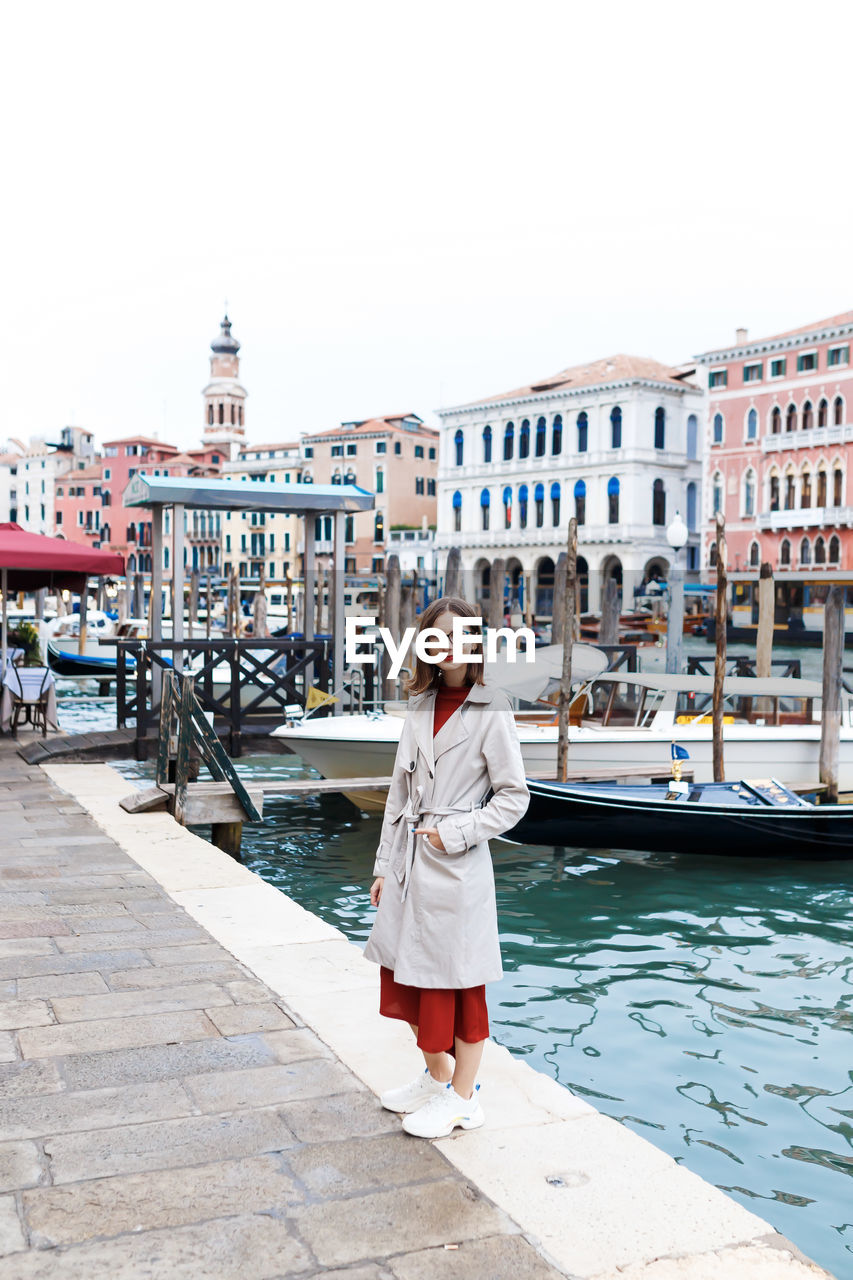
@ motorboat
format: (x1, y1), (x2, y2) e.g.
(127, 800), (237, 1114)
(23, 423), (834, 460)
(508, 776), (853, 860)
(271, 670), (853, 810)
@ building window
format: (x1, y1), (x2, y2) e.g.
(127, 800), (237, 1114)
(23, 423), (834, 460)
(835, 396), (844, 426)
(344, 515), (354, 542)
(414, 445), (424, 459)
(503, 485), (512, 528)
(518, 484), (529, 529)
(607, 476), (620, 524)
(453, 430), (464, 466)
(452, 490), (462, 532)
(802, 400), (814, 431)
(574, 479), (585, 525)
(394, 441), (401, 455)
(815, 536), (826, 565)
(743, 362), (762, 383)
(654, 407), (665, 449)
(427, 478), (436, 495)
(482, 425), (492, 463)
(818, 398), (828, 428)
(519, 419), (530, 459)
(652, 478), (665, 525)
(800, 537), (811, 566)
(218, 403), (224, 425)
(709, 542), (717, 568)
(552, 414), (563, 455)
(797, 351), (817, 373)
(784, 473), (796, 509)
(376, 467), (384, 493)
(828, 345), (849, 367)
(429, 447), (436, 459)
(331, 445), (344, 457)
(746, 408), (758, 440)
(346, 443), (357, 456)
(481, 488), (490, 531)
(712, 472), (723, 516)
(829, 535), (841, 564)
(713, 413), (724, 444)
(770, 357), (786, 378)
(415, 477), (424, 495)
(238, 406), (244, 426)
(577, 412), (588, 453)
(780, 538), (791, 567)
(687, 413), (698, 458)
(610, 406), (622, 449)
(771, 406), (781, 434)
(534, 482), (545, 527)
(786, 403), (797, 432)
(769, 474), (780, 511)
(375, 511), (385, 542)
(744, 470), (756, 516)
(303, 446), (314, 458)
(207, 405), (214, 425)
(801, 470), (812, 508)
(503, 422), (514, 461)
(375, 441), (386, 454)
(833, 466), (843, 506)
(749, 540), (760, 567)
(535, 416), (546, 457)
(709, 369), (727, 389)
(817, 469), (828, 507)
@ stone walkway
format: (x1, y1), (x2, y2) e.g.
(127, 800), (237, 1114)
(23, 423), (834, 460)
(0, 743), (563, 1279)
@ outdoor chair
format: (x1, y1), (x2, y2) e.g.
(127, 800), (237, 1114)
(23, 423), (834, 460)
(5, 665), (53, 736)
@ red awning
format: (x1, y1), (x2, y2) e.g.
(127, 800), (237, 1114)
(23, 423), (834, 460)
(0, 524), (125, 592)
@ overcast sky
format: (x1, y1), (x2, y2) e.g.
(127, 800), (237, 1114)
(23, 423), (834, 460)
(2, 0), (851, 451)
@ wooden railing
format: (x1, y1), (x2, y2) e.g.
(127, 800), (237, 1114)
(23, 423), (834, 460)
(686, 655), (802, 679)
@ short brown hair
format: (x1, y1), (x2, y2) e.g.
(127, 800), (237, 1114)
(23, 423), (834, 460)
(405, 596), (485, 695)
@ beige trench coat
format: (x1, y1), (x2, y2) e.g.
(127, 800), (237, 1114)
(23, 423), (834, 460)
(363, 681), (529, 988)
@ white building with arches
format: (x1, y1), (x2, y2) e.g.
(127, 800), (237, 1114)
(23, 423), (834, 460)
(435, 354), (704, 619)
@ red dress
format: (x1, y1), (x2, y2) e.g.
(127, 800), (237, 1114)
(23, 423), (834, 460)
(379, 682), (491, 1054)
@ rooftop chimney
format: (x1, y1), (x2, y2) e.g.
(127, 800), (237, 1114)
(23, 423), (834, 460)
(735, 327), (748, 345)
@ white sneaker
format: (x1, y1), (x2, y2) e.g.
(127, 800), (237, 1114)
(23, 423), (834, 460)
(402, 1083), (485, 1138)
(380, 1067), (449, 1114)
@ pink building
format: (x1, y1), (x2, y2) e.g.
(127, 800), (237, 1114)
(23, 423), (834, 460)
(697, 311), (853, 572)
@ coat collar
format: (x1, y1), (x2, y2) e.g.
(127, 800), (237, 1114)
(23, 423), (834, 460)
(407, 680), (502, 767)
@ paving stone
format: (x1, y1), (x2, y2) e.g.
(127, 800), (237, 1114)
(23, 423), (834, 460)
(389, 1235), (567, 1279)
(60, 1033), (280, 1091)
(294, 1179), (513, 1268)
(281, 1089), (398, 1144)
(0, 939), (56, 961)
(304, 1269), (388, 1280)
(45, 1106), (297, 1182)
(16, 972), (108, 1000)
(145, 942), (228, 965)
(290, 1131), (450, 1197)
(0, 999), (53, 1030)
(0, 1078), (193, 1140)
(0, 1141), (44, 1192)
(0, 949), (151, 981)
(184, 1056), (361, 1112)
(4, 1211), (312, 1278)
(66, 915), (143, 934)
(0, 1059), (63, 1099)
(221, 977), (275, 1003)
(0, 1033), (16, 1064)
(260, 1027), (335, 1065)
(106, 960), (246, 990)
(24, 1152), (302, 1247)
(0, 921), (71, 939)
(205, 1001), (296, 1036)
(0, 1192), (26, 1256)
(41, 888), (165, 905)
(55, 927), (206, 953)
(18, 1009), (217, 1058)
(51, 981), (234, 1023)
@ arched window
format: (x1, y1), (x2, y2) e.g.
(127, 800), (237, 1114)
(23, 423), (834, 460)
(769, 473), (780, 511)
(482, 425), (492, 463)
(207, 405), (214, 426)
(518, 484), (529, 529)
(375, 511), (385, 542)
(800, 538), (811, 566)
(744, 469), (755, 516)
(519, 419), (530, 459)
(815, 536), (826, 565)
(331, 469), (342, 486)
(802, 400), (813, 431)
(686, 481), (697, 530)
(687, 413), (698, 459)
(502, 485), (512, 528)
(746, 408), (758, 440)
(771, 406), (781, 434)
(480, 488), (490, 532)
(238, 405), (243, 426)
(709, 542), (718, 568)
(454, 429), (464, 466)
(552, 414), (563, 455)
(652, 478), (665, 525)
(829, 535), (841, 564)
(712, 472), (723, 516)
(551, 481), (561, 525)
(344, 469), (356, 485)
(534, 482), (545, 527)
(607, 476), (620, 524)
(535, 417), (546, 457)
(786, 403), (797, 432)
(780, 538), (791, 567)
(817, 468), (828, 507)
(577, 412), (588, 452)
(218, 403), (224, 425)
(785, 472), (796, 510)
(504, 422), (514, 461)
(610, 406), (622, 449)
(451, 492), (461, 533)
(128, 553), (137, 573)
(749, 540), (760, 568)
(833, 465), (843, 506)
(654, 406), (665, 449)
(713, 412), (724, 444)
(574, 479), (586, 525)
(800, 469), (811, 508)
(818, 398), (828, 428)
(230, 404), (236, 425)
(835, 396), (844, 426)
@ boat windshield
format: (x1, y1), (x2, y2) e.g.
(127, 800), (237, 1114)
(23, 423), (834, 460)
(673, 688), (819, 726)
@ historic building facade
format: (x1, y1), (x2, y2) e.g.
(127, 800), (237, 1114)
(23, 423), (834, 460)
(696, 311), (853, 572)
(435, 355), (704, 618)
(221, 441), (303, 586)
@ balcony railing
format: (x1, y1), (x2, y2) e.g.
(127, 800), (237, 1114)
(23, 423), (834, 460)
(756, 505), (853, 531)
(761, 422), (853, 453)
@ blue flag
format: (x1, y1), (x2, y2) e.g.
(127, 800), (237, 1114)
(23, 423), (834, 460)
(671, 743), (690, 761)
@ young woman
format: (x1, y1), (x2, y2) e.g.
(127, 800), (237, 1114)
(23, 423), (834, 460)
(363, 596), (529, 1138)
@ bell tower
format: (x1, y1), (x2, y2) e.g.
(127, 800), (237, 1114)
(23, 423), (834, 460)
(202, 314), (248, 459)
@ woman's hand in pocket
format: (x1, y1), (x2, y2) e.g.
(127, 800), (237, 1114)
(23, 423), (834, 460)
(370, 877), (385, 906)
(414, 827), (445, 852)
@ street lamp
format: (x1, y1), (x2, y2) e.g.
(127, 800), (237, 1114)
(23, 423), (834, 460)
(665, 511), (688, 674)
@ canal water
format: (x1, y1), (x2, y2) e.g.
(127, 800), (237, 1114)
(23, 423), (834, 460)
(60, 638), (851, 1279)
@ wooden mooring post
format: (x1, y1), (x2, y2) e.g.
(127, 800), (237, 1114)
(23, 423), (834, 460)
(712, 513), (727, 782)
(556, 518), (578, 782)
(755, 562), (774, 678)
(819, 585), (844, 803)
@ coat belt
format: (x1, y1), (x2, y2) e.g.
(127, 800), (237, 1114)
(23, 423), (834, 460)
(394, 785), (482, 899)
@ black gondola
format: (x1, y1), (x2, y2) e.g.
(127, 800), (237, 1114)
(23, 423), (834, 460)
(508, 777), (853, 860)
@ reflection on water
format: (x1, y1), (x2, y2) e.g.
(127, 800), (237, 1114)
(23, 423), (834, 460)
(112, 732), (852, 1277)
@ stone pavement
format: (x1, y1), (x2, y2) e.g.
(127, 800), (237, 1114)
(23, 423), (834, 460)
(0, 744), (564, 1279)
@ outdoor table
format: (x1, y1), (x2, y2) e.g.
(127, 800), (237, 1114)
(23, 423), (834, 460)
(0, 664), (59, 733)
